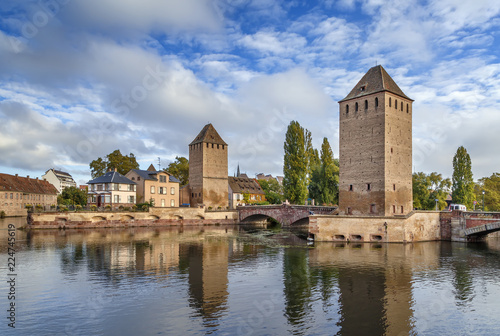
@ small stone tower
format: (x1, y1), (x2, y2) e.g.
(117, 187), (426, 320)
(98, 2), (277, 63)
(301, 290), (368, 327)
(188, 124), (229, 209)
(338, 65), (413, 216)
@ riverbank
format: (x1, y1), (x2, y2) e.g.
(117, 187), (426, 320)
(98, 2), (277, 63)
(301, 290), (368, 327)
(27, 207), (239, 229)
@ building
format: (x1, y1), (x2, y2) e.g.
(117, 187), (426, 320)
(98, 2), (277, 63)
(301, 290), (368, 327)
(125, 164), (180, 207)
(188, 124), (229, 209)
(87, 170), (136, 209)
(338, 65), (413, 216)
(256, 173), (284, 185)
(42, 168), (77, 194)
(228, 176), (266, 208)
(0, 173), (58, 216)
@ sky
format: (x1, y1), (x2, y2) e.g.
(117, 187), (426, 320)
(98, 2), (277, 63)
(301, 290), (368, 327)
(1, 0), (500, 186)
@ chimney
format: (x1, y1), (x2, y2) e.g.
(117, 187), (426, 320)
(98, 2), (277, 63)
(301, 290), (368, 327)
(15, 174), (18, 177)
(27, 175), (29, 178)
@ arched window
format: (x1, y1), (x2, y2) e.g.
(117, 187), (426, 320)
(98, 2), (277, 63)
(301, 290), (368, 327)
(395, 99), (398, 109)
(346, 104), (349, 114)
(406, 104), (409, 113)
(389, 98), (392, 107)
(375, 97), (378, 107)
(364, 100), (368, 110)
(355, 102), (358, 112)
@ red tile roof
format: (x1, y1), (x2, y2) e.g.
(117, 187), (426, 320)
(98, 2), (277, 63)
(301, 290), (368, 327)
(0, 173), (58, 195)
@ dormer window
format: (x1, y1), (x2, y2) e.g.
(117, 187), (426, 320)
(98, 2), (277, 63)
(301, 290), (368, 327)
(360, 85), (366, 92)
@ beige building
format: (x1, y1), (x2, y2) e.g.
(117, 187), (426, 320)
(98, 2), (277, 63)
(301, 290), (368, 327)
(228, 176), (266, 208)
(0, 173), (58, 216)
(338, 65), (413, 216)
(188, 124), (229, 209)
(87, 170), (136, 209)
(125, 165), (180, 207)
(41, 168), (77, 194)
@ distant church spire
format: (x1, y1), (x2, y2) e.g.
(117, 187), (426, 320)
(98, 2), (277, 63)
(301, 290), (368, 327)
(237, 163), (240, 177)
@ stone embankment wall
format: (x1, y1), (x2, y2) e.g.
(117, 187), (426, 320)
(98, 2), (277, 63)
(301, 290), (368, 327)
(310, 211), (442, 243)
(29, 207), (238, 229)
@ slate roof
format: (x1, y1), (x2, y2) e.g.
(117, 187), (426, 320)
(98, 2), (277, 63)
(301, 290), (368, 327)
(228, 176), (265, 195)
(47, 169), (73, 178)
(0, 173), (58, 194)
(169, 176), (181, 183)
(189, 123), (227, 146)
(129, 169), (158, 181)
(339, 65), (413, 102)
(87, 171), (136, 185)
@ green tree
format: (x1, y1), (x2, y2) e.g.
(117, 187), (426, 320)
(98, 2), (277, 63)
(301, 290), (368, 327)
(165, 156), (189, 186)
(412, 172), (451, 210)
(57, 187), (87, 206)
(283, 121), (308, 204)
(89, 149), (139, 178)
(258, 179), (284, 204)
(475, 173), (500, 211)
(452, 146), (475, 209)
(309, 138), (339, 205)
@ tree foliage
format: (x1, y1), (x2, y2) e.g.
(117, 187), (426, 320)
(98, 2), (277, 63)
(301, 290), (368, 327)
(89, 149), (139, 178)
(452, 146), (475, 209)
(412, 172), (451, 210)
(165, 156), (189, 186)
(57, 186), (87, 206)
(474, 173), (500, 211)
(308, 138), (339, 205)
(258, 179), (284, 204)
(283, 121), (308, 204)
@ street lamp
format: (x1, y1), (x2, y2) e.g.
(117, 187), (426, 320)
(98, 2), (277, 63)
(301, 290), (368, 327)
(482, 190), (485, 211)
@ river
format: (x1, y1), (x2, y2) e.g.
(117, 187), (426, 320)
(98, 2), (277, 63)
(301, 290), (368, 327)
(1, 217), (500, 335)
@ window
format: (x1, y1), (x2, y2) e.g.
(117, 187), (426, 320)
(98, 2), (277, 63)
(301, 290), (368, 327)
(367, 183), (371, 191)
(131, 177), (135, 181)
(370, 204), (376, 213)
(391, 148), (393, 154)
(207, 143), (209, 148)
(393, 184), (396, 191)
(137, 176), (140, 181)
(395, 99), (398, 109)
(222, 145), (225, 150)
(114, 195), (120, 203)
(150, 186), (155, 194)
(364, 100), (368, 110)
(159, 187), (164, 194)
(393, 205), (396, 213)
(401, 102), (403, 111)
(346, 104), (349, 115)
(406, 104), (409, 113)
(389, 97), (392, 107)
(191, 193), (194, 197)
(4, 193), (7, 199)
(355, 102), (358, 112)
(347, 207), (352, 215)
(10, 193), (13, 199)
(349, 185), (353, 191)
(159, 175), (167, 183)
(212, 143), (214, 148)
(170, 187), (175, 195)
(170, 199), (175, 207)
(128, 196), (135, 203)
(360, 85), (366, 92)
(375, 97), (378, 107)
(128, 185), (135, 191)
(161, 199), (165, 207)
(217, 144), (219, 149)
(401, 206), (404, 214)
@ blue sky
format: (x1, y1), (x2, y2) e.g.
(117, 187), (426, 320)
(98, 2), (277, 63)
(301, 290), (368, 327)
(1, 0), (500, 185)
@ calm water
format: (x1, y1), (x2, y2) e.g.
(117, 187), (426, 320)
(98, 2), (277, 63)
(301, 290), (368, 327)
(1, 218), (500, 336)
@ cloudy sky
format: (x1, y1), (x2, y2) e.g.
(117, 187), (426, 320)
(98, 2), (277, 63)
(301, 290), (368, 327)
(1, 0), (499, 185)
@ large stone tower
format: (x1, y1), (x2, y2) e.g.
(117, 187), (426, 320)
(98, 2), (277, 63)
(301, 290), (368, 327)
(189, 124), (229, 209)
(338, 65), (413, 216)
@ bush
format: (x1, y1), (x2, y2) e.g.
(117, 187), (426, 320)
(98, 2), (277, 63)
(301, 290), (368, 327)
(60, 205), (68, 212)
(118, 205), (124, 211)
(136, 203), (150, 211)
(208, 206), (213, 210)
(35, 204), (44, 212)
(90, 205), (97, 211)
(75, 205), (82, 211)
(105, 205), (111, 210)
(122, 206), (130, 211)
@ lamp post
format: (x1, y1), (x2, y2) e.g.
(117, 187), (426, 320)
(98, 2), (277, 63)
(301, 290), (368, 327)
(482, 190), (485, 211)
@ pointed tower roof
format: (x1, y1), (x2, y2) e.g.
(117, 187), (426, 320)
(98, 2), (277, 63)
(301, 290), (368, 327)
(147, 164), (157, 172)
(189, 123), (227, 146)
(339, 65), (413, 102)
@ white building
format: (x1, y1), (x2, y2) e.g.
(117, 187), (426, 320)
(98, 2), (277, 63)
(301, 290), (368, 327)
(42, 169), (77, 194)
(87, 170), (136, 209)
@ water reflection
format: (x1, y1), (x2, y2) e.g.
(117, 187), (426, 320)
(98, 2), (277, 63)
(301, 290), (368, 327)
(1, 221), (500, 336)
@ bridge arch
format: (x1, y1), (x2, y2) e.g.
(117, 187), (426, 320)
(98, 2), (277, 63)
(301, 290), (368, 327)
(238, 204), (336, 227)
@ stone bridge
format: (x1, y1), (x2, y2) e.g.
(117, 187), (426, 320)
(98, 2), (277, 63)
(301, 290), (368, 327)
(446, 211), (500, 241)
(238, 204), (337, 227)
